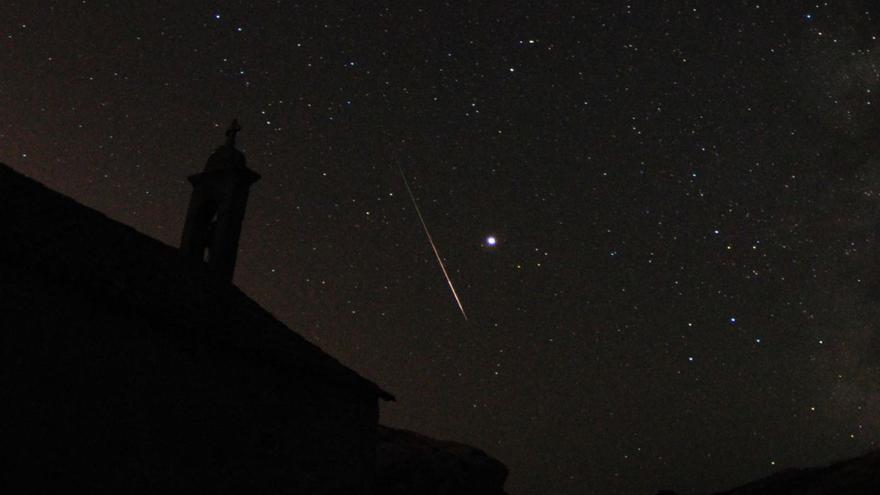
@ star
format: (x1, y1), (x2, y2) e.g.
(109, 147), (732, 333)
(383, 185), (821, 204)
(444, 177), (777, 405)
(6, 3), (879, 493)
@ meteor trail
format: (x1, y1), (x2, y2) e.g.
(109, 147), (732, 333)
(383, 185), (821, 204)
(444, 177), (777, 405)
(398, 167), (468, 321)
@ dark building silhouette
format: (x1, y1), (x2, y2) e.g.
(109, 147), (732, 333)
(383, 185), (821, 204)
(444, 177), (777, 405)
(0, 151), (392, 493)
(179, 120), (260, 283)
(0, 124), (508, 494)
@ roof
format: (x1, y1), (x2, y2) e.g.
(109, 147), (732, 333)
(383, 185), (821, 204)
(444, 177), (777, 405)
(0, 162), (394, 401)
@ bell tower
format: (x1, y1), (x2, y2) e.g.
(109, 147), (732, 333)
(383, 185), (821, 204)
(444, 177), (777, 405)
(179, 119), (261, 283)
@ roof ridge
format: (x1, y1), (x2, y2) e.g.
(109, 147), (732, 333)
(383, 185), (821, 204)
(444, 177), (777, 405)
(0, 162), (393, 401)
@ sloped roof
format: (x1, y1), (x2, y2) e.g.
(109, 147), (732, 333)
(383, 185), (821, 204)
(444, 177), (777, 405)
(0, 162), (393, 401)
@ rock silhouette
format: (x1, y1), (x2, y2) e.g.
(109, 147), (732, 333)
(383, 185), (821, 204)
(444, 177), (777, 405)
(376, 426), (509, 495)
(709, 450), (880, 495)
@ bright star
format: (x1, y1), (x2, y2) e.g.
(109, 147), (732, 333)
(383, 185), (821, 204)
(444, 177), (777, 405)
(486, 236), (497, 246)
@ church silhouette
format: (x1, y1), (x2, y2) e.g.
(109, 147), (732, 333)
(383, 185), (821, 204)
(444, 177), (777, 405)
(0, 122), (507, 494)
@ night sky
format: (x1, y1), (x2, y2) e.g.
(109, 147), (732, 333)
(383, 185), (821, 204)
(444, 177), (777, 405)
(4, 2), (880, 494)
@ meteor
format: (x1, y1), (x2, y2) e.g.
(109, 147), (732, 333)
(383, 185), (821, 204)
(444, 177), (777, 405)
(398, 167), (468, 321)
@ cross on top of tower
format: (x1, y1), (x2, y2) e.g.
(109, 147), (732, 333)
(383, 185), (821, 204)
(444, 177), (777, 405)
(225, 119), (242, 148)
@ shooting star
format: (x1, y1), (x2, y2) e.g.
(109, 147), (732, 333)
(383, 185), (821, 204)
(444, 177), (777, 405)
(398, 166), (468, 321)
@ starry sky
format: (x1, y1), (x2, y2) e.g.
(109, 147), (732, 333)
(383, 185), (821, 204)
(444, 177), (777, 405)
(3, 2), (880, 494)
